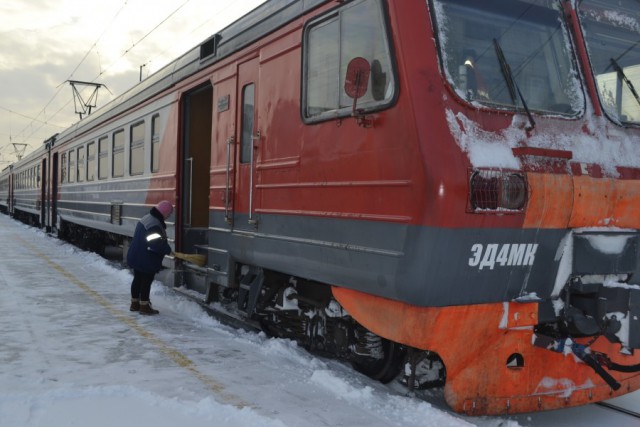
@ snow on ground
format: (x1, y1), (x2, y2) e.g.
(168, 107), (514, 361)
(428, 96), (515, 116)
(0, 215), (637, 427)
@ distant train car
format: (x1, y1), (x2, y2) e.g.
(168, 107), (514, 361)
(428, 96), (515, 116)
(3, 0), (639, 415)
(48, 93), (177, 251)
(9, 145), (49, 227)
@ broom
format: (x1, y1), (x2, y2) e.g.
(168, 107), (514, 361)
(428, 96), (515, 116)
(173, 251), (206, 267)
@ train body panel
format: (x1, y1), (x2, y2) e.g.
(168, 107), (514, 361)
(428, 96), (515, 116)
(3, 0), (640, 416)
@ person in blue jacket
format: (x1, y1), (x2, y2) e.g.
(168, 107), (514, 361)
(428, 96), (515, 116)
(127, 200), (173, 315)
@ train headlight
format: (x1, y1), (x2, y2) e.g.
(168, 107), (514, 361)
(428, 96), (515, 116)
(470, 169), (528, 212)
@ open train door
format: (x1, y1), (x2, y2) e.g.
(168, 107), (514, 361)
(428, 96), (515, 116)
(178, 83), (213, 293)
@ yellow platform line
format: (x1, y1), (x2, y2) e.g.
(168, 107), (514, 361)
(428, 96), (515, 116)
(19, 236), (250, 409)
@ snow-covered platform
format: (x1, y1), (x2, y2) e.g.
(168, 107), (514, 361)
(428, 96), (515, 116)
(0, 215), (637, 427)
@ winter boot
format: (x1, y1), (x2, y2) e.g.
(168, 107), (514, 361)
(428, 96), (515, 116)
(139, 300), (159, 315)
(130, 298), (140, 312)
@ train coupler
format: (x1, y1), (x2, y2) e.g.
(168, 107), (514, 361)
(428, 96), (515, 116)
(570, 343), (621, 391)
(534, 334), (640, 391)
(591, 350), (640, 373)
(533, 335), (630, 390)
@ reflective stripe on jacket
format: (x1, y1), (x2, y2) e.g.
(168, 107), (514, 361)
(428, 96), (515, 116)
(126, 208), (172, 274)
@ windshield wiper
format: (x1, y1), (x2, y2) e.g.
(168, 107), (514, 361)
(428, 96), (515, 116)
(610, 57), (640, 108)
(493, 38), (536, 131)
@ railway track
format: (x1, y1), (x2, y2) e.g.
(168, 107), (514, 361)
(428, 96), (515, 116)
(172, 284), (640, 426)
(595, 401), (640, 419)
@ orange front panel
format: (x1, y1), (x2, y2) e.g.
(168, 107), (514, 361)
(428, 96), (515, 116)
(525, 172), (640, 230)
(333, 287), (640, 415)
(523, 173), (573, 229)
(570, 176), (640, 229)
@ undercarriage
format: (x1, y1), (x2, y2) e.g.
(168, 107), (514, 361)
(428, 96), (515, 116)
(207, 265), (445, 388)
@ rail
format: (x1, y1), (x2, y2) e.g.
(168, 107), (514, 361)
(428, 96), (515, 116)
(595, 401), (640, 419)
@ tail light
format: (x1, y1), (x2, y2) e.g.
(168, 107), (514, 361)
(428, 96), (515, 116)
(469, 169), (528, 212)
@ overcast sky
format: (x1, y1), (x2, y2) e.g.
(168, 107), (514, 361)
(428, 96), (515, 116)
(0, 0), (266, 165)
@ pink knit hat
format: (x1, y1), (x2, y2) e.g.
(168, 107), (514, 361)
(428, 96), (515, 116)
(155, 200), (173, 218)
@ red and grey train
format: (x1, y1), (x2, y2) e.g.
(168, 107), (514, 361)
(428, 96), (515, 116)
(1, 0), (640, 415)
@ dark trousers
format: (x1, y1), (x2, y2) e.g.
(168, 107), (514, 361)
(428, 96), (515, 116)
(130, 270), (155, 302)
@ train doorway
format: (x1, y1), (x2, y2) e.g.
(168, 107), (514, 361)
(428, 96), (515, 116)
(51, 153), (58, 232)
(8, 170), (13, 215)
(40, 158), (47, 227)
(180, 83), (213, 262)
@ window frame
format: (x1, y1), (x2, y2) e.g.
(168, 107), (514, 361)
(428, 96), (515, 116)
(428, 0), (585, 117)
(129, 120), (145, 176)
(77, 145), (86, 183)
(112, 129), (125, 178)
(98, 136), (109, 180)
(240, 84), (256, 164)
(60, 152), (67, 184)
(68, 149), (76, 184)
(151, 114), (160, 173)
(577, 0), (640, 126)
(301, 0), (398, 124)
(87, 141), (96, 181)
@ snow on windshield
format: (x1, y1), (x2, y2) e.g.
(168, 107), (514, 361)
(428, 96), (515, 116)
(579, 0), (640, 125)
(431, 0), (583, 115)
(435, 1), (640, 174)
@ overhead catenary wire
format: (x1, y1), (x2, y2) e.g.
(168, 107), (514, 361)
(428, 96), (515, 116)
(12, 1), (130, 145)
(142, 1), (235, 68)
(0, 105), (67, 129)
(93, 0), (192, 81)
(5, 1), (263, 162)
(11, 0), (192, 151)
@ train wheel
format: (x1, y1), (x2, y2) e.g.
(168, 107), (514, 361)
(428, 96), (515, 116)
(402, 349), (446, 390)
(352, 338), (405, 383)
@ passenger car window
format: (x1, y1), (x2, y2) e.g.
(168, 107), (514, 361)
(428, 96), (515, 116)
(60, 153), (67, 184)
(112, 130), (124, 178)
(87, 142), (96, 181)
(151, 115), (160, 173)
(77, 146), (85, 183)
(68, 149), (76, 183)
(130, 121), (145, 175)
(241, 84), (255, 164)
(98, 136), (108, 180)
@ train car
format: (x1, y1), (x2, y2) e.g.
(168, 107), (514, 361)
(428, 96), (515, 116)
(3, 0), (639, 416)
(9, 145), (50, 227)
(47, 91), (177, 252)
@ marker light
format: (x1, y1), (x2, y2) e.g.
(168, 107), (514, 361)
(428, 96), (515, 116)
(470, 169), (528, 211)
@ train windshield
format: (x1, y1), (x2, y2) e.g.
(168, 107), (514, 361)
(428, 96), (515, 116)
(431, 0), (583, 115)
(578, 0), (640, 125)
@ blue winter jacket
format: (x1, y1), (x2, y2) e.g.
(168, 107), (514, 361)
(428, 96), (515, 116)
(126, 208), (172, 274)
